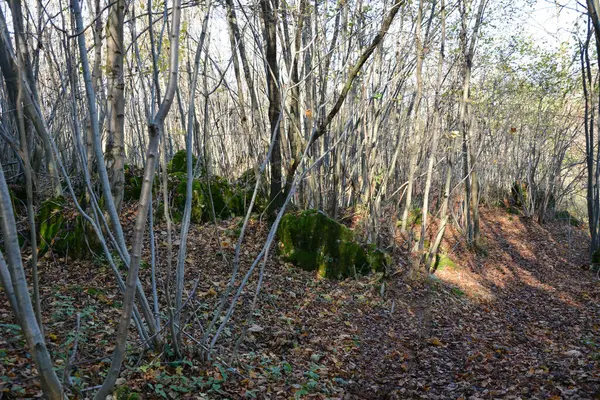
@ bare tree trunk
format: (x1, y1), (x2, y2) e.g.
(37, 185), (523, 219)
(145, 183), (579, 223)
(284, 0), (307, 196)
(94, 0), (182, 393)
(72, 0), (159, 345)
(418, 0), (445, 265)
(261, 0), (284, 215)
(400, 0), (424, 233)
(0, 163), (63, 399)
(427, 156), (452, 271)
(105, 0), (126, 212)
(225, 0), (261, 136)
(0, 7), (62, 197)
(87, 0), (103, 180)
(458, 0), (487, 246)
(173, 0), (211, 355)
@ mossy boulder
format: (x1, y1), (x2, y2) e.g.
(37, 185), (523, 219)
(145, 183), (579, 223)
(592, 248), (600, 265)
(123, 164), (143, 201)
(167, 150), (198, 174)
(277, 209), (390, 279)
(7, 184), (27, 216)
(506, 206), (520, 215)
(37, 197), (101, 259)
(168, 168), (269, 222)
(229, 168), (269, 215)
(555, 210), (582, 227)
(171, 174), (241, 222)
(433, 253), (457, 271)
(396, 207), (426, 227)
(113, 386), (141, 400)
(511, 181), (528, 207)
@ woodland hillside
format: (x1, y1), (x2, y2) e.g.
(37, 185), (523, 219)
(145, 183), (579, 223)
(0, 0), (599, 398)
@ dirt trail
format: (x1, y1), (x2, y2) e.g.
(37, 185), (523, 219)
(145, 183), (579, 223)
(346, 210), (600, 399)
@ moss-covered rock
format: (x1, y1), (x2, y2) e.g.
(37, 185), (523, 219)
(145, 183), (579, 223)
(396, 207), (426, 227)
(123, 164), (143, 201)
(592, 248), (600, 265)
(555, 210), (582, 227)
(366, 244), (392, 273)
(277, 209), (389, 279)
(229, 168), (269, 215)
(168, 150), (198, 174)
(168, 168), (270, 222)
(37, 197), (100, 259)
(433, 253), (457, 271)
(506, 206), (520, 215)
(7, 184), (27, 216)
(113, 385), (141, 400)
(511, 181), (528, 207)
(170, 174), (241, 222)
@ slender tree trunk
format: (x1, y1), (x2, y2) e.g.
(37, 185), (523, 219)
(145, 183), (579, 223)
(174, 0), (211, 355)
(0, 162), (63, 399)
(418, 0), (445, 260)
(94, 0), (182, 393)
(427, 157), (453, 271)
(261, 0), (284, 214)
(458, 0), (487, 246)
(400, 0), (424, 233)
(284, 0), (307, 196)
(105, 0), (126, 212)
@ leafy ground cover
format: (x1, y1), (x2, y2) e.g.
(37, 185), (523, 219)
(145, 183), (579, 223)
(1, 208), (599, 399)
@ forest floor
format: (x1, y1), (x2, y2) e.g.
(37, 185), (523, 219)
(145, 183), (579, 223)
(1, 207), (600, 399)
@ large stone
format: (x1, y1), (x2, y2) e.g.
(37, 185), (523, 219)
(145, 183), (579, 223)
(229, 168), (268, 215)
(169, 168), (269, 222)
(123, 164), (143, 201)
(277, 209), (390, 279)
(433, 253), (457, 271)
(171, 174), (241, 222)
(167, 150), (199, 174)
(37, 197), (101, 259)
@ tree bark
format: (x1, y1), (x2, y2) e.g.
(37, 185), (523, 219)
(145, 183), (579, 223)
(95, 0), (182, 393)
(105, 0), (126, 212)
(0, 162), (63, 399)
(261, 0), (284, 214)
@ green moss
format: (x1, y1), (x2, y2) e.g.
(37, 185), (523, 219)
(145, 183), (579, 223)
(277, 210), (389, 279)
(592, 248), (600, 265)
(230, 168), (269, 215)
(506, 206), (520, 215)
(433, 253), (457, 271)
(8, 184), (27, 215)
(37, 197), (100, 259)
(168, 150), (198, 174)
(555, 210), (582, 227)
(113, 386), (141, 400)
(396, 207), (425, 227)
(123, 164), (143, 201)
(171, 174), (245, 222)
(366, 244), (392, 274)
(511, 181), (527, 207)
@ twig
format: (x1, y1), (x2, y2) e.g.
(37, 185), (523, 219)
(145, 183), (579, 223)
(62, 313), (81, 393)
